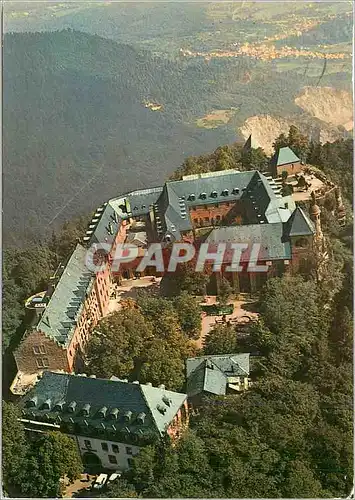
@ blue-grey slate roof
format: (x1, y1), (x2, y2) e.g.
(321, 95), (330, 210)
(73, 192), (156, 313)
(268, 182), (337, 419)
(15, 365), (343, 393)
(186, 354), (250, 397)
(285, 206), (315, 237)
(271, 147), (300, 167)
(205, 224), (291, 260)
(126, 187), (163, 218)
(20, 371), (187, 437)
(36, 244), (94, 347)
(89, 203), (122, 247)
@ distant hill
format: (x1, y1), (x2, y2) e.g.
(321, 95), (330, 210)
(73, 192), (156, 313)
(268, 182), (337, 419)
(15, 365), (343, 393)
(3, 30), (352, 246)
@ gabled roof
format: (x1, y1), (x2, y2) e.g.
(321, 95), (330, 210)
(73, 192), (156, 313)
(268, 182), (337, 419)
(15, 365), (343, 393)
(186, 354), (250, 397)
(19, 371), (187, 437)
(271, 147), (300, 167)
(285, 206), (315, 237)
(36, 244), (94, 347)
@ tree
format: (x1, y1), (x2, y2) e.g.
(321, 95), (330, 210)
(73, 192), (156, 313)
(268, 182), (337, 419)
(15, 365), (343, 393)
(136, 294), (181, 340)
(11, 244), (57, 299)
(257, 275), (322, 378)
(281, 183), (293, 196)
(86, 307), (153, 378)
(273, 126), (310, 160)
(282, 460), (324, 498)
(296, 174), (307, 190)
(287, 125), (310, 160)
(104, 479), (139, 498)
(173, 292), (202, 339)
(86, 297), (195, 388)
(203, 324), (238, 355)
(20, 432), (83, 497)
(161, 257), (212, 297)
(121, 432), (216, 498)
(49, 214), (91, 263)
(2, 401), (29, 492)
(217, 277), (233, 306)
(272, 132), (288, 152)
(139, 339), (187, 390)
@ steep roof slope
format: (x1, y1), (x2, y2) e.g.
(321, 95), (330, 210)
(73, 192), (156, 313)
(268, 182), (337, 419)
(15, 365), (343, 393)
(20, 371), (187, 436)
(36, 244), (94, 347)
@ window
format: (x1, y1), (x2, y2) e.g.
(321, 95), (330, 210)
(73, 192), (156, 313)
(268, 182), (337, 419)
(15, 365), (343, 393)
(108, 455), (117, 464)
(101, 442), (108, 451)
(39, 345), (46, 354)
(112, 444), (119, 454)
(126, 447), (133, 455)
(84, 440), (92, 449)
(204, 217), (209, 223)
(193, 219), (198, 225)
(33, 346), (40, 355)
(36, 358), (49, 368)
(204, 205), (208, 210)
(216, 215), (221, 222)
(295, 238), (308, 248)
(127, 458), (134, 467)
(215, 204), (219, 208)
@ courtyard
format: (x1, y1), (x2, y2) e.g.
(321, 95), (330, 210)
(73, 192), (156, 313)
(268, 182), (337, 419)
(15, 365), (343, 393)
(106, 277), (259, 351)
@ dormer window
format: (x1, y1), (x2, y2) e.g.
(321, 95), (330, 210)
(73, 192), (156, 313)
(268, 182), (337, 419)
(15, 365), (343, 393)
(222, 189), (229, 196)
(162, 395), (171, 407)
(137, 412), (146, 424)
(82, 404), (91, 417)
(211, 191), (218, 198)
(98, 406), (107, 418)
(42, 398), (51, 410)
(124, 410), (132, 422)
(188, 194), (195, 201)
(232, 188), (239, 195)
(200, 193), (207, 200)
(109, 408), (119, 420)
(68, 401), (77, 413)
(54, 400), (65, 412)
(157, 404), (167, 415)
(27, 396), (38, 408)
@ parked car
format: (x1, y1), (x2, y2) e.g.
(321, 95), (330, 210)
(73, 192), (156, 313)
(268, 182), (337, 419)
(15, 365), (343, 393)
(92, 473), (108, 490)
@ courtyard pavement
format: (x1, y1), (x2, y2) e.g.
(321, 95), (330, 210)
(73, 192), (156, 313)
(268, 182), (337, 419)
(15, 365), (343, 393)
(197, 295), (259, 349)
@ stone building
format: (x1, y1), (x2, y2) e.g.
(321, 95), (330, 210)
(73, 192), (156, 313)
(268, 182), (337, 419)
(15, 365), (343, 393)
(18, 371), (188, 471)
(186, 353), (251, 407)
(269, 146), (302, 178)
(11, 203), (128, 395)
(12, 167), (325, 393)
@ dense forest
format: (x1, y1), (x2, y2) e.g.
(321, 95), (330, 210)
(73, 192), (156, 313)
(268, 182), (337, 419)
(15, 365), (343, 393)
(102, 271), (353, 498)
(3, 29), (350, 246)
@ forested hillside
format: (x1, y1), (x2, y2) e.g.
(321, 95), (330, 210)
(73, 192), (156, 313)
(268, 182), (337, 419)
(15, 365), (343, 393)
(3, 30), (350, 246)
